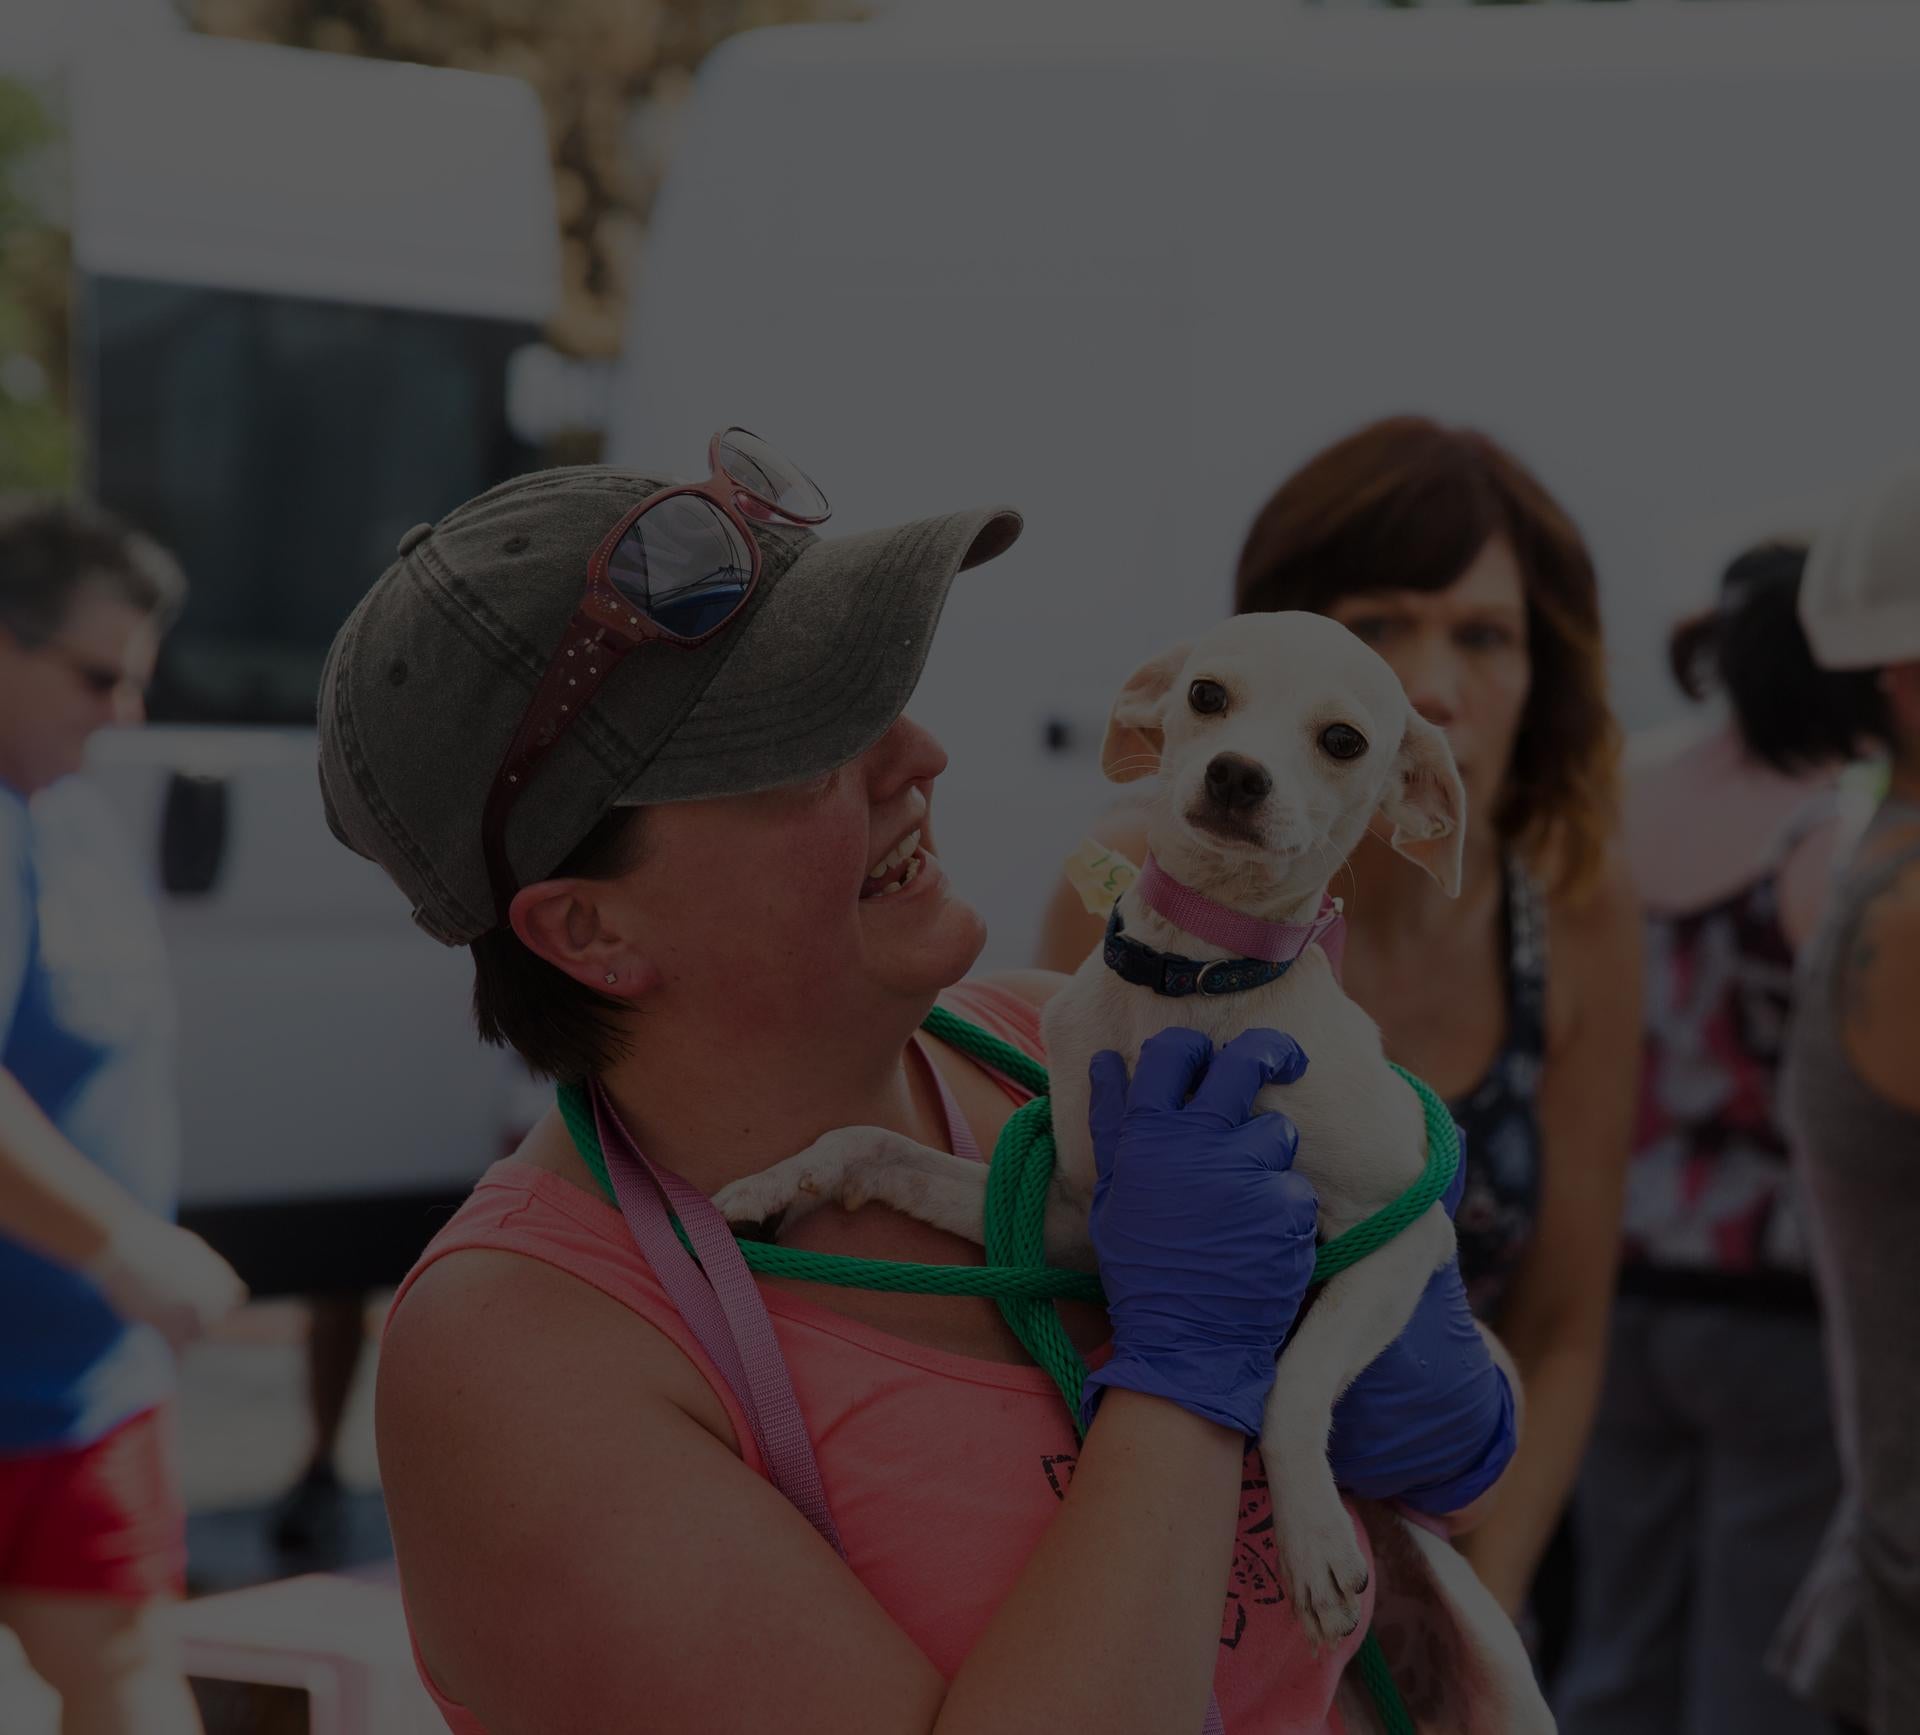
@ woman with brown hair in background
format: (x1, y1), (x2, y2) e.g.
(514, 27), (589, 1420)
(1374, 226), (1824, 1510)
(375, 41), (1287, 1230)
(1037, 417), (1641, 1646)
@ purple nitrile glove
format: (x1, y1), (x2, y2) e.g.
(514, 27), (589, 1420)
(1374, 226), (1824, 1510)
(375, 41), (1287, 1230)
(1080, 1027), (1321, 1438)
(1325, 1126), (1517, 1514)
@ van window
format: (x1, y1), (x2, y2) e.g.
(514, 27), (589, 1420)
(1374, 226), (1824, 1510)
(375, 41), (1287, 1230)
(87, 277), (537, 725)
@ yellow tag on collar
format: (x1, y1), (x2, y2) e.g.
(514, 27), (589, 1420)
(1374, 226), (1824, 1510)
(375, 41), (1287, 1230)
(1063, 838), (1140, 917)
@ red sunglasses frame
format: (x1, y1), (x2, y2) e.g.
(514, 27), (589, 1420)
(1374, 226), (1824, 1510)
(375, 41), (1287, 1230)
(480, 428), (829, 927)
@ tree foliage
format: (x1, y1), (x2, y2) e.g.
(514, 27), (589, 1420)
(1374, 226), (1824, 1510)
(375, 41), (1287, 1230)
(187, 0), (865, 358)
(0, 79), (72, 493)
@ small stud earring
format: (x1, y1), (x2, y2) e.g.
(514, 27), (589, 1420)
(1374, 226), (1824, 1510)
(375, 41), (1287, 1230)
(603, 971), (618, 986)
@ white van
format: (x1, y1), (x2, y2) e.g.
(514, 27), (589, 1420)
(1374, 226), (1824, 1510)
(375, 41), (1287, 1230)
(68, 35), (560, 1288)
(610, 1), (1920, 966)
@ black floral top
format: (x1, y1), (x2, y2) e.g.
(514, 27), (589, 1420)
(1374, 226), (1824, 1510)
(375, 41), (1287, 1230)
(1447, 856), (1550, 1322)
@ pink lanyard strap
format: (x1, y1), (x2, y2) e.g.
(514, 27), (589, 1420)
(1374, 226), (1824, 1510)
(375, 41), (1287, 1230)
(587, 1045), (973, 1558)
(911, 1030), (981, 1162)
(590, 1077), (846, 1557)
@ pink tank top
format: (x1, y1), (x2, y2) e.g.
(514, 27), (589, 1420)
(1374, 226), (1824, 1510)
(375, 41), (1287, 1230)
(387, 979), (1369, 1733)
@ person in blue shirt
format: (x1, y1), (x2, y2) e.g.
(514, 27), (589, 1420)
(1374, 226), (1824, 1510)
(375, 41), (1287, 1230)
(0, 498), (244, 1735)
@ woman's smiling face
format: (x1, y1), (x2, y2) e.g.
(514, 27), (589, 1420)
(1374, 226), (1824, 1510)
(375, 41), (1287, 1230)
(609, 712), (988, 1024)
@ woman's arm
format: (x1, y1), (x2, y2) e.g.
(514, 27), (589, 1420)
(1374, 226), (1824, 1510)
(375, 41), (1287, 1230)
(380, 1250), (1250, 1735)
(1033, 815), (1150, 974)
(1458, 858), (1641, 1613)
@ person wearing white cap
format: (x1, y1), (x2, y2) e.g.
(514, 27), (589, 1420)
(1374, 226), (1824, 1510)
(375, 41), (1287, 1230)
(1770, 457), (1920, 1735)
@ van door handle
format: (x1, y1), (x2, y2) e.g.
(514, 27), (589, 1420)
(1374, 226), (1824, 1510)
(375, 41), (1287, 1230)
(161, 772), (228, 897)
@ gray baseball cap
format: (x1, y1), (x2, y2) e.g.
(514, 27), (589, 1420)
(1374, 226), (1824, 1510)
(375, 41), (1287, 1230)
(1801, 454), (1920, 671)
(318, 464), (1022, 945)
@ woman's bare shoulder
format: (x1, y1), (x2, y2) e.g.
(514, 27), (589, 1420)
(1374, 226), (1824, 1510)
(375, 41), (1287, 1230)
(381, 1246), (733, 1458)
(1550, 847), (1639, 940)
(375, 1254), (945, 1730)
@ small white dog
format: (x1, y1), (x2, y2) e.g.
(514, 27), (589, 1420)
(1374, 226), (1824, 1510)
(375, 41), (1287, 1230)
(720, 613), (1547, 1722)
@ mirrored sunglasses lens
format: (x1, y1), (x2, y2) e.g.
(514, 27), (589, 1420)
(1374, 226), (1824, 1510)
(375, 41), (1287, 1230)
(606, 496), (755, 638)
(717, 427), (830, 522)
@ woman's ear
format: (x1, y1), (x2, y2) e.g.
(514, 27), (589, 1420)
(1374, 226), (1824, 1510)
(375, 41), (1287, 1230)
(510, 878), (657, 998)
(1378, 711), (1467, 897)
(1100, 642), (1192, 784)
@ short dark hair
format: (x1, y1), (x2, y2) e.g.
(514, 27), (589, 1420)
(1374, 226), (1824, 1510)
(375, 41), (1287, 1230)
(0, 494), (186, 644)
(1234, 416), (1620, 902)
(469, 806), (648, 1084)
(1668, 540), (1891, 774)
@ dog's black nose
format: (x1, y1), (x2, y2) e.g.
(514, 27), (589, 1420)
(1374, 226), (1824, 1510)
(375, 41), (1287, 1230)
(1204, 753), (1271, 811)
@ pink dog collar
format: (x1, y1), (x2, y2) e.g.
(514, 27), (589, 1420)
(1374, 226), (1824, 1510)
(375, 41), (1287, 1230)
(1138, 852), (1346, 978)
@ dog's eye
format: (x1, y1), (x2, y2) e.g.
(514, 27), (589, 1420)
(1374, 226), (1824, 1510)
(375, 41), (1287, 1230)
(1188, 679), (1228, 716)
(1320, 723), (1368, 761)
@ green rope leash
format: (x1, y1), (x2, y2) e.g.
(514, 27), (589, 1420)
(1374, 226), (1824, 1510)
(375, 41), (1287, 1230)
(560, 1004), (1455, 1735)
(557, 1004), (1452, 1300)
(557, 1080), (1104, 1301)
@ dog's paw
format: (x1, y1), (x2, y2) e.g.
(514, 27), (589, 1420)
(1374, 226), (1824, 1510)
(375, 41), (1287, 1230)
(711, 1129), (893, 1234)
(1276, 1490), (1372, 1652)
(712, 1156), (826, 1234)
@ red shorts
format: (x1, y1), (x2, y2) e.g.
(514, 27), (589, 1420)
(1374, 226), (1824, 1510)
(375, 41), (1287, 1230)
(0, 1407), (186, 1599)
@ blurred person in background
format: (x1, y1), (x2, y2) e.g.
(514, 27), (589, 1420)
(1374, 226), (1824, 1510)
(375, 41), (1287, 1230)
(0, 499), (245, 1735)
(1557, 540), (1859, 1735)
(1037, 417), (1642, 1647)
(1771, 459), (1920, 1735)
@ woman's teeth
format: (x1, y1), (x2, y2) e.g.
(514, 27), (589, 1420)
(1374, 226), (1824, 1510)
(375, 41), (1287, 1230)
(866, 829), (921, 881)
(875, 855), (923, 896)
(861, 828), (926, 899)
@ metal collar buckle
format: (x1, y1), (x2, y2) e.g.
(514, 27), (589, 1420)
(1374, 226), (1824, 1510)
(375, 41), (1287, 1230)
(1195, 958), (1238, 994)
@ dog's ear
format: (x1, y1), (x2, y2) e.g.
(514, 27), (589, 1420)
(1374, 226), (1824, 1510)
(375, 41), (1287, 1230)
(1378, 711), (1467, 897)
(1100, 642), (1192, 784)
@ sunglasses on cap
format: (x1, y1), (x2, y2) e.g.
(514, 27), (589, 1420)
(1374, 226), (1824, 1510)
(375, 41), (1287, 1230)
(480, 428), (830, 926)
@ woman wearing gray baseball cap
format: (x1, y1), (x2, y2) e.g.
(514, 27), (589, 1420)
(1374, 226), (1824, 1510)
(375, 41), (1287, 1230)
(1772, 457), (1920, 1735)
(324, 434), (1514, 1733)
